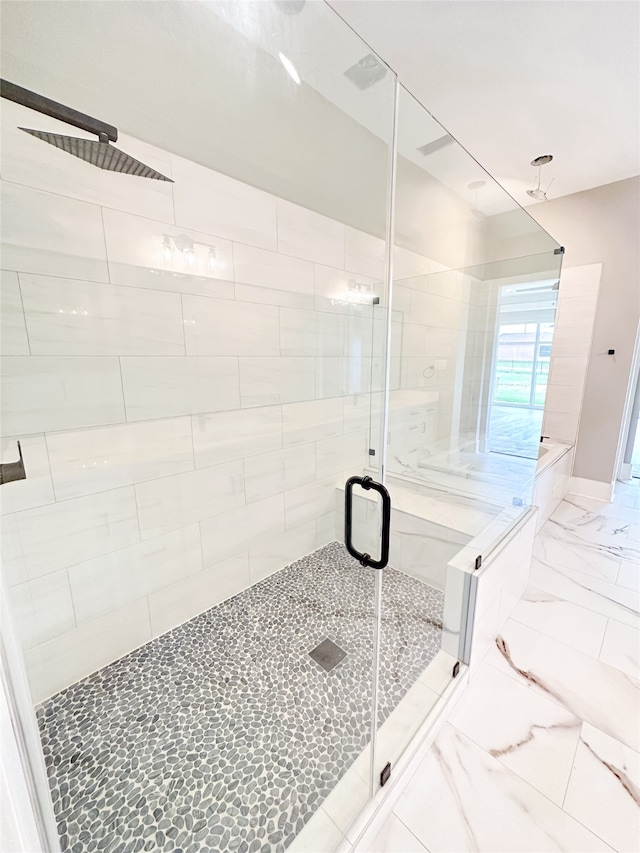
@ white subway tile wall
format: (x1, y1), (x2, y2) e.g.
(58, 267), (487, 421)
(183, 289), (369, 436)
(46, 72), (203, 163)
(0, 132), (393, 702)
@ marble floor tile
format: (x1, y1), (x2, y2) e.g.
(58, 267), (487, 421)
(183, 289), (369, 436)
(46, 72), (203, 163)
(355, 813), (427, 852)
(486, 619), (640, 752)
(534, 527), (623, 584)
(551, 495), (639, 527)
(617, 560), (640, 592)
(448, 662), (581, 805)
(563, 723), (640, 853)
(510, 586), (608, 658)
(599, 619), (640, 678)
(394, 724), (611, 852)
(530, 556), (640, 629)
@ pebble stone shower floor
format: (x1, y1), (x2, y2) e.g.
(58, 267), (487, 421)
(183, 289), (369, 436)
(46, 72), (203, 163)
(38, 542), (445, 853)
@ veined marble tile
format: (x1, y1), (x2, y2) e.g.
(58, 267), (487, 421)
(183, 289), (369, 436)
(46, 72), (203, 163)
(629, 523), (640, 542)
(0, 270), (29, 355)
(280, 308), (344, 357)
(0, 356), (125, 436)
(135, 460), (245, 540)
(618, 560), (640, 592)
(315, 431), (368, 478)
(599, 619), (640, 679)
(103, 208), (235, 298)
(553, 495), (639, 526)
(0, 487), (139, 584)
(355, 813), (427, 853)
(534, 527), (622, 583)
(487, 618), (640, 752)
(448, 662), (581, 805)
(531, 556), (639, 629)
(148, 552), (251, 639)
(276, 199), (345, 268)
(233, 242), (314, 308)
(183, 294), (279, 356)
(8, 570), (75, 650)
(0, 434), (54, 515)
(239, 357), (314, 408)
(47, 417), (194, 500)
(394, 724), (609, 853)
(0, 181), (108, 282)
(68, 524), (203, 623)
(243, 445), (315, 504)
(200, 494), (285, 566)
(171, 155), (277, 251)
(192, 406), (282, 468)
(1, 101), (174, 222)
(25, 598), (151, 703)
(511, 586), (608, 659)
(282, 398), (343, 447)
(284, 477), (336, 529)
(20, 274), (185, 355)
(121, 356), (239, 421)
(248, 520), (317, 583)
(545, 511), (640, 562)
(563, 723), (640, 853)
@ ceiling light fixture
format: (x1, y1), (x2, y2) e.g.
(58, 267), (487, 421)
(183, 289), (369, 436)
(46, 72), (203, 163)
(279, 52), (301, 85)
(526, 154), (554, 201)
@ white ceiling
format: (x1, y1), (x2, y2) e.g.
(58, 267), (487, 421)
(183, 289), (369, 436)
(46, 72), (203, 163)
(330, 0), (640, 205)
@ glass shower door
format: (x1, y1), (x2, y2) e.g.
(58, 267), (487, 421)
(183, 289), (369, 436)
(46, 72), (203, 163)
(0, 1), (396, 850)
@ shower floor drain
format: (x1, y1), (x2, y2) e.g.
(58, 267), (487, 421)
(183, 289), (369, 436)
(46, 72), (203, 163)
(309, 637), (347, 672)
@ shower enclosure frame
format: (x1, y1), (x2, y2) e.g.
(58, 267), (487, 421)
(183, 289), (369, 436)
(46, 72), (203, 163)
(0, 2), (565, 849)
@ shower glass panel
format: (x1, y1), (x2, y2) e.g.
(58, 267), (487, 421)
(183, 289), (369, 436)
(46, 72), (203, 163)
(365, 86), (564, 776)
(0, 1), (397, 849)
(0, 4), (564, 851)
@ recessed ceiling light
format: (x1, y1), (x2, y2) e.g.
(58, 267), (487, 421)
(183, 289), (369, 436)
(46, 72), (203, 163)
(531, 154), (553, 166)
(279, 52), (301, 85)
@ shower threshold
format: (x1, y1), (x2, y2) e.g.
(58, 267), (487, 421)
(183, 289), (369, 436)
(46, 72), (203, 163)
(38, 541), (444, 853)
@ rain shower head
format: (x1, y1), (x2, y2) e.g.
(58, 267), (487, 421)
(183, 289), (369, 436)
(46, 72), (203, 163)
(19, 128), (173, 181)
(1, 79), (173, 182)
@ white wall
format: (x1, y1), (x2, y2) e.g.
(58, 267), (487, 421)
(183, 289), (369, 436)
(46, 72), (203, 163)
(529, 177), (640, 487)
(0, 98), (389, 703)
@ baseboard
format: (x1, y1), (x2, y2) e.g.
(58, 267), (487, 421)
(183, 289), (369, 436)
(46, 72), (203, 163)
(568, 476), (614, 501)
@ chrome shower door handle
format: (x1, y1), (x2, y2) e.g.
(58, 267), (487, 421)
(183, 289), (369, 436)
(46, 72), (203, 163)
(344, 475), (391, 570)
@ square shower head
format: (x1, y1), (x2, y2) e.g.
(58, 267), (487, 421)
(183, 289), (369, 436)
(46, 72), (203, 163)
(20, 128), (174, 181)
